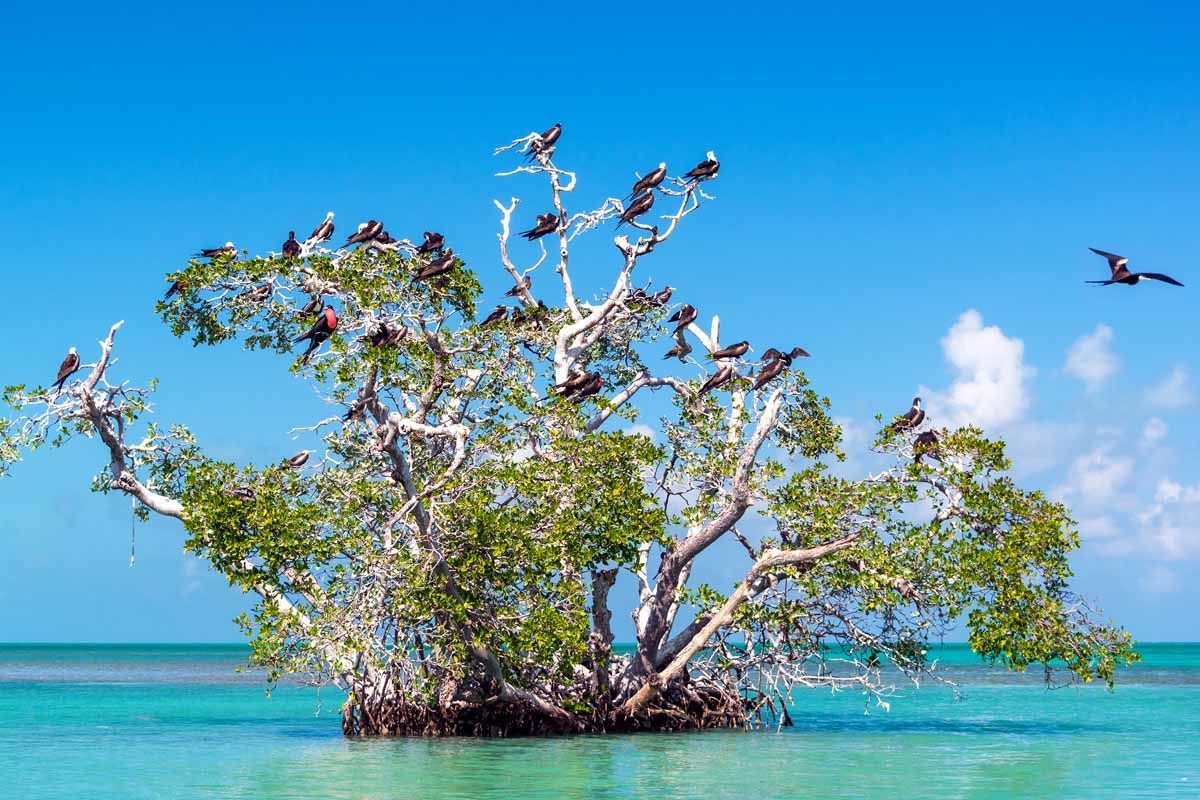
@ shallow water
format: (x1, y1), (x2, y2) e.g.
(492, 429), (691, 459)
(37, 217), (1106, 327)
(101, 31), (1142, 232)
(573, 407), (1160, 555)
(0, 643), (1197, 799)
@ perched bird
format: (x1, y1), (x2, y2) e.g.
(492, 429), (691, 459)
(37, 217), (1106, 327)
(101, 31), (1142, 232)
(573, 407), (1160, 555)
(52, 347), (80, 393)
(527, 123), (562, 160)
(225, 485), (257, 502)
(505, 274), (532, 297)
(243, 283), (272, 302)
(617, 191), (654, 228)
(709, 340), (750, 360)
(282, 231), (301, 259)
(1087, 247), (1184, 287)
(480, 305), (508, 328)
(569, 373), (603, 402)
(668, 304), (698, 334)
(413, 249), (456, 281)
(300, 295), (323, 316)
(164, 278), (185, 300)
(344, 398), (367, 423)
(295, 306), (339, 363)
(651, 286), (674, 306)
(196, 242), (236, 259)
(307, 212), (335, 245)
(520, 213), (559, 240)
(751, 358), (786, 391)
(683, 151), (720, 183)
(367, 323), (407, 348)
(698, 364), (736, 396)
(891, 397), (925, 431)
(761, 347), (810, 365)
(416, 231), (445, 254)
(345, 220), (384, 247)
(287, 450), (311, 469)
(913, 430), (942, 464)
(664, 339), (693, 361)
(628, 163), (667, 199)
(554, 370), (591, 396)
(375, 231), (397, 246)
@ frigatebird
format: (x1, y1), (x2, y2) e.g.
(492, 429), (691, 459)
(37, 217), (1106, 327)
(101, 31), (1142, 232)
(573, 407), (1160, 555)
(628, 163), (667, 200)
(53, 347), (80, 392)
(300, 295), (323, 316)
(698, 364), (736, 395)
(345, 220), (383, 247)
(664, 339), (692, 361)
(555, 370), (591, 397)
(295, 306), (338, 363)
(1087, 248), (1184, 287)
(226, 485), (257, 502)
(569, 373), (603, 402)
(651, 286), (674, 306)
(891, 397), (925, 431)
(751, 358), (785, 391)
(287, 450), (311, 469)
(617, 192), (654, 228)
(480, 306), (508, 327)
(197, 242), (236, 259)
(762, 346), (811, 365)
(164, 279), (185, 300)
(244, 283), (272, 302)
(520, 213), (559, 240)
(416, 231), (445, 254)
(367, 323), (407, 348)
(668, 304), (698, 334)
(527, 123), (562, 160)
(709, 341), (750, 360)
(282, 231), (301, 259)
(414, 249), (456, 281)
(913, 430), (942, 463)
(505, 275), (532, 297)
(376, 231), (397, 246)
(307, 212), (335, 244)
(683, 151), (720, 183)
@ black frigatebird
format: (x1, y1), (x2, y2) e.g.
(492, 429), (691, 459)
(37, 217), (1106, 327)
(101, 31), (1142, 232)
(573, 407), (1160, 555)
(762, 346), (811, 365)
(282, 231), (301, 259)
(709, 341), (750, 360)
(683, 151), (720, 183)
(617, 192), (654, 228)
(480, 306), (508, 327)
(520, 213), (559, 240)
(287, 450), (311, 469)
(698, 364), (736, 396)
(505, 275), (532, 297)
(345, 220), (383, 247)
(668, 304), (698, 334)
(53, 347), (80, 393)
(196, 242), (237, 259)
(1087, 248), (1183, 287)
(375, 231), (397, 246)
(300, 295), (323, 316)
(664, 339), (692, 361)
(651, 286), (674, 306)
(307, 212), (335, 244)
(414, 249), (456, 281)
(913, 430), (942, 463)
(244, 283), (272, 302)
(891, 397), (925, 431)
(751, 358), (785, 391)
(164, 279), (185, 300)
(416, 231), (445, 254)
(569, 373), (603, 402)
(295, 306), (339, 363)
(554, 370), (591, 397)
(627, 163), (667, 199)
(527, 123), (562, 160)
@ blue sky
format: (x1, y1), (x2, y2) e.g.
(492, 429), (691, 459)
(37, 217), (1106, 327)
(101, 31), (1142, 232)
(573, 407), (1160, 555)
(1, 2), (1198, 642)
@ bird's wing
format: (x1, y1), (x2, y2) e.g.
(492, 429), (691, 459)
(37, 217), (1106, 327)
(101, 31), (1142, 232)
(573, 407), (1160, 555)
(1140, 272), (1185, 287)
(55, 355), (76, 382)
(1089, 247), (1128, 273)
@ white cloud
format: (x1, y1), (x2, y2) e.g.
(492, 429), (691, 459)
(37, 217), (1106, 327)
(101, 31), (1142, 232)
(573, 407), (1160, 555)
(625, 423), (657, 442)
(1141, 417), (1168, 447)
(1063, 324), (1119, 392)
(1055, 448), (1134, 507)
(921, 310), (1035, 429)
(1135, 479), (1200, 560)
(1145, 365), (1196, 409)
(1137, 565), (1181, 595)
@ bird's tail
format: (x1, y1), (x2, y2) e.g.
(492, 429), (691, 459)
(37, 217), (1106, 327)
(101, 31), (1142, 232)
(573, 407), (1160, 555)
(1085, 280), (1116, 285)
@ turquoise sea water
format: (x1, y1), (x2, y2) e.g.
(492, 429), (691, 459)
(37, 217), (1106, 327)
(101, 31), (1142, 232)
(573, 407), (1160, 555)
(0, 644), (1197, 799)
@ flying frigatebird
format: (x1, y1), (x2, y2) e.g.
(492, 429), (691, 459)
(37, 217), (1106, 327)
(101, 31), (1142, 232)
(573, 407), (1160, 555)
(891, 397), (925, 431)
(627, 163), (667, 200)
(709, 340), (750, 360)
(307, 212), (335, 245)
(617, 192), (654, 228)
(683, 151), (720, 183)
(196, 242), (236, 259)
(527, 123), (562, 160)
(345, 220), (384, 247)
(53, 347), (80, 393)
(295, 306), (338, 363)
(1087, 248), (1184, 287)
(416, 231), (445, 254)
(668, 303), (698, 334)
(505, 275), (532, 297)
(282, 231), (301, 259)
(698, 364), (736, 396)
(520, 213), (559, 240)
(287, 450), (311, 469)
(413, 249), (456, 281)
(480, 306), (508, 327)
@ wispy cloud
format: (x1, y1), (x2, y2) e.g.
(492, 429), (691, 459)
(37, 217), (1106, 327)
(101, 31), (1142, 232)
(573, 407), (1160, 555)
(1063, 324), (1119, 393)
(1145, 365), (1196, 409)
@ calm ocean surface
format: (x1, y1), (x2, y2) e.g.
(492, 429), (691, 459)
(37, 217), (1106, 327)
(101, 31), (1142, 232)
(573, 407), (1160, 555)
(0, 643), (1197, 799)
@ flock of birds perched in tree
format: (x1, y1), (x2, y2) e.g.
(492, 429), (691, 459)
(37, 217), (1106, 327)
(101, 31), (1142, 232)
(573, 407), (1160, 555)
(46, 123), (1186, 470)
